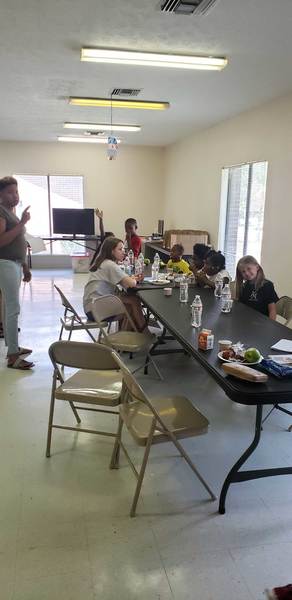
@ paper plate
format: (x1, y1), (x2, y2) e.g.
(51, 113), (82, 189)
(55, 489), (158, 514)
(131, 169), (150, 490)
(218, 351), (262, 366)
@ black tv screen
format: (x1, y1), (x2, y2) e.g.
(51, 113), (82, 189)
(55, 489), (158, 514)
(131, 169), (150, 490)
(52, 208), (95, 235)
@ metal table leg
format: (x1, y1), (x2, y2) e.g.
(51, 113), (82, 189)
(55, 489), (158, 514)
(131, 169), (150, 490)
(219, 404), (292, 514)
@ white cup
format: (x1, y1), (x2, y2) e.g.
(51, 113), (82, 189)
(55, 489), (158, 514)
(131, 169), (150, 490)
(218, 339), (232, 351)
(164, 287), (172, 297)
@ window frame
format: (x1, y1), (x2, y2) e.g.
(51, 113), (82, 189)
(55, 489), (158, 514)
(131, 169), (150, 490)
(14, 173), (84, 255)
(218, 160), (268, 277)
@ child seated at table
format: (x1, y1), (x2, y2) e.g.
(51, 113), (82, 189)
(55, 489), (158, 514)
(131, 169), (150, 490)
(84, 237), (147, 331)
(235, 255), (278, 319)
(167, 243), (192, 275)
(191, 243), (211, 271)
(195, 250), (230, 288)
(125, 217), (142, 258)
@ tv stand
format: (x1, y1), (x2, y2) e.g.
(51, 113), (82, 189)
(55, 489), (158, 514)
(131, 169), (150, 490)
(42, 235), (100, 252)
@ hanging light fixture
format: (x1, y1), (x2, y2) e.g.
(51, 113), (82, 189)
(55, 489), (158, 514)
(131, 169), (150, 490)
(107, 94), (118, 160)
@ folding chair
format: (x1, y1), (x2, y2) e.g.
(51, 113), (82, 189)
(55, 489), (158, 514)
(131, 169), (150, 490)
(46, 340), (123, 457)
(261, 296), (292, 428)
(54, 284), (101, 341)
(90, 294), (163, 380)
(276, 296), (292, 327)
(109, 351), (216, 517)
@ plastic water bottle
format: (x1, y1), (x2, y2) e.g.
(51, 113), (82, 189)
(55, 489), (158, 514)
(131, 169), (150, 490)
(123, 256), (131, 275)
(214, 276), (223, 298)
(128, 249), (134, 268)
(151, 262), (159, 281)
(191, 295), (203, 328)
(154, 252), (160, 267)
(179, 277), (189, 303)
(135, 258), (143, 277)
(221, 283), (232, 313)
(138, 252), (145, 272)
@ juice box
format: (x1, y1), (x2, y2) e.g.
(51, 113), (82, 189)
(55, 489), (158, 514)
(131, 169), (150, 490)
(198, 329), (214, 351)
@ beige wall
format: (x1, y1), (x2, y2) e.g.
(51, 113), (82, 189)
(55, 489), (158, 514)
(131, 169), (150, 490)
(0, 141), (164, 240)
(164, 92), (292, 296)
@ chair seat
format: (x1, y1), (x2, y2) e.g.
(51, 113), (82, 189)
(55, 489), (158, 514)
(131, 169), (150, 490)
(120, 396), (209, 446)
(55, 369), (123, 406)
(106, 331), (156, 352)
(61, 317), (100, 331)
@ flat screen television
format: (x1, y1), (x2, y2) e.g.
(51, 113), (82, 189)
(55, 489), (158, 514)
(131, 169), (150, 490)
(52, 208), (95, 236)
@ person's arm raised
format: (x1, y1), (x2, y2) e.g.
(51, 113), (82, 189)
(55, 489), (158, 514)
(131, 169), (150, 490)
(0, 206), (30, 249)
(95, 208), (105, 241)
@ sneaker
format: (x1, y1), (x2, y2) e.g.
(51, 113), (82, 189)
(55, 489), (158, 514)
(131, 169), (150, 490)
(266, 585), (292, 600)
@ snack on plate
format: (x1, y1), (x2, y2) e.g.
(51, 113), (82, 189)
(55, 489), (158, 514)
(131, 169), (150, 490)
(222, 348), (236, 360)
(220, 341), (261, 364)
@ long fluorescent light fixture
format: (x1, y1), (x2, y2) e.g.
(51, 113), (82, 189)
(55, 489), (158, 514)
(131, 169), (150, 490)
(81, 48), (227, 71)
(69, 97), (169, 110)
(64, 122), (140, 132)
(58, 136), (120, 144)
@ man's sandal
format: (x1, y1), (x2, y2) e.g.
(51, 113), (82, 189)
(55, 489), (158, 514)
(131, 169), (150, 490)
(7, 357), (34, 370)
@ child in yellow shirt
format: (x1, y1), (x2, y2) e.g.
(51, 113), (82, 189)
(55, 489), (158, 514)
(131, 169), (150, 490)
(167, 243), (191, 275)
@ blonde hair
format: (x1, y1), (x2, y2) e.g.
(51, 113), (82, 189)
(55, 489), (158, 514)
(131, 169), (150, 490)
(235, 255), (265, 299)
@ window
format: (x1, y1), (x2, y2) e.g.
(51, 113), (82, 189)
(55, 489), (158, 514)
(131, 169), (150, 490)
(219, 161), (268, 277)
(14, 175), (84, 255)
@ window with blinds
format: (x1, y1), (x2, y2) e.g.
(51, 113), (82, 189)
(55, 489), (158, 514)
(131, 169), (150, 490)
(14, 175), (84, 255)
(219, 161), (268, 277)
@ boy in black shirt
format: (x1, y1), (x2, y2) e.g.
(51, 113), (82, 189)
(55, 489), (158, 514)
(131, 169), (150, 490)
(236, 255), (278, 319)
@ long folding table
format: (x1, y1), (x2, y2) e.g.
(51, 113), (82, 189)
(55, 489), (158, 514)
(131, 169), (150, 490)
(138, 286), (292, 513)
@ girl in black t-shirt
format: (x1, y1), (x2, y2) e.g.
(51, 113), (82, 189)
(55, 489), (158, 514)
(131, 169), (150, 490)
(235, 255), (278, 319)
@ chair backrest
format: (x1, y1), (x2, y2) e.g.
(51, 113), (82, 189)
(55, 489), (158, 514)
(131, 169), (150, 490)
(164, 230), (210, 254)
(49, 340), (119, 371)
(111, 350), (147, 404)
(276, 296), (292, 325)
(90, 294), (137, 333)
(54, 284), (79, 317)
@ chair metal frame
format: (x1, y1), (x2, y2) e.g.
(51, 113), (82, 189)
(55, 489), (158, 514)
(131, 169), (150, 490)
(54, 284), (100, 342)
(262, 296), (292, 429)
(46, 340), (122, 457)
(90, 294), (163, 380)
(109, 352), (216, 517)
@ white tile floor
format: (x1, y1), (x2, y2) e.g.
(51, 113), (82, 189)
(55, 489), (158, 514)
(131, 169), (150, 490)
(1, 269), (292, 599)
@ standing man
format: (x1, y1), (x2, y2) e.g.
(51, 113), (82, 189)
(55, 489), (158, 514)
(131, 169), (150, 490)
(0, 176), (34, 369)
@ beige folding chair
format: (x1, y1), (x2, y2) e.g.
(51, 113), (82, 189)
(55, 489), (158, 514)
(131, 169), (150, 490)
(262, 296), (292, 429)
(90, 294), (163, 380)
(46, 340), (123, 457)
(109, 351), (216, 517)
(54, 284), (101, 342)
(276, 296), (292, 327)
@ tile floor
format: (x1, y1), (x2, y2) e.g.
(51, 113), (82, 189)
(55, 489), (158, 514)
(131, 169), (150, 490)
(1, 270), (292, 599)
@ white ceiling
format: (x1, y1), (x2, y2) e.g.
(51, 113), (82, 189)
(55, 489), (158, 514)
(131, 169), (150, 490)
(1, 0), (292, 146)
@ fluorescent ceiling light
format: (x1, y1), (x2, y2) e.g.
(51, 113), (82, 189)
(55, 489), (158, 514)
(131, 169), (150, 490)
(64, 122), (140, 132)
(58, 136), (120, 144)
(81, 48), (227, 71)
(69, 97), (169, 110)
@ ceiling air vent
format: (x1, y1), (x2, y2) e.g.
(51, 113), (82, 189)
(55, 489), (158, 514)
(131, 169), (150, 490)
(84, 131), (105, 136)
(111, 88), (141, 97)
(160, 0), (219, 15)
